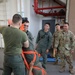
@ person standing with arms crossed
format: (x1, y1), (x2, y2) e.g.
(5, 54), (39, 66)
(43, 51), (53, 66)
(0, 14), (29, 75)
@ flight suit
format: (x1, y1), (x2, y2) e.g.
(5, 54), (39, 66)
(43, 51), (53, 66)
(36, 29), (52, 69)
(23, 30), (45, 75)
(54, 30), (75, 73)
(23, 30), (39, 65)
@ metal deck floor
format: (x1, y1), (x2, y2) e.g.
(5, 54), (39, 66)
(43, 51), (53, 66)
(0, 49), (75, 75)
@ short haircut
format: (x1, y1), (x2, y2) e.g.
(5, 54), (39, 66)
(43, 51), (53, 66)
(45, 22), (50, 26)
(64, 22), (69, 26)
(55, 23), (60, 26)
(12, 14), (22, 24)
(25, 20), (29, 23)
(22, 17), (29, 24)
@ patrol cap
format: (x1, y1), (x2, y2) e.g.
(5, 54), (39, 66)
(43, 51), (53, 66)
(22, 17), (29, 23)
(55, 23), (60, 26)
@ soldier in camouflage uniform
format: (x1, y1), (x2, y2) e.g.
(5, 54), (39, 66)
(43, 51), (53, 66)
(36, 23), (52, 69)
(54, 22), (75, 74)
(52, 23), (62, 65)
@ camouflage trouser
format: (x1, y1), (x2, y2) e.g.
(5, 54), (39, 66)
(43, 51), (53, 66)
(59, 50), (73, 69)
(55, 50), (60, 61)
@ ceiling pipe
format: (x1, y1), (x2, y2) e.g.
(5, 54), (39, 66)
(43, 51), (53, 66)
(66, 0), (70, 22)
(34, 0), (66, 16)
(53, 0), (66, 6)
(36, 11), (65, 16)
(37, 6), (65, 10)
(34, 0), (38, 13)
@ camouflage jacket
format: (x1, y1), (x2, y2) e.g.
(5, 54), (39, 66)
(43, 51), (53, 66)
(54, 30), (75, 51)
(52, 30), (62, 48)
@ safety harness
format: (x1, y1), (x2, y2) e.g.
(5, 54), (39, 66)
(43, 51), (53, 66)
(22, 50), (47, 75)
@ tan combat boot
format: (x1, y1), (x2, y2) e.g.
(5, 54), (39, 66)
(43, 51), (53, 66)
(59, 67), (65, 73)
(69, 69), (75, 74)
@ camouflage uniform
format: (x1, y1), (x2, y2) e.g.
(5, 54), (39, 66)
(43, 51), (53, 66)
(36, 29), (52, 69)
(52, 30), (62, 64)
(54, 30), (75, 73)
